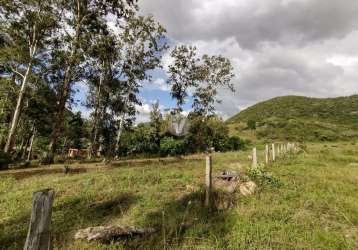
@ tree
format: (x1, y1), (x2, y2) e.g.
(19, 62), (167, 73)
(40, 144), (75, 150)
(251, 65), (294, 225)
(85, 13), (167, 159)
(0, 0), (59, 153)
(167, 45), (235, 116)
(45, 0), (138, 162)
(0, 78), (18, 149)
(67, 112), (85, 149)
(185, 114), (230, 152)
(149, 101), (163, 148)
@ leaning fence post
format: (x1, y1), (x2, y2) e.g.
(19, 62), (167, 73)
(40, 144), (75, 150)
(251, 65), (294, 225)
(252, 147), (257, 168)
(272, 143), (276, 161)
(265, 144), (269, 164)
(205, 155), (212, 207)
(24, 189), (55, 250)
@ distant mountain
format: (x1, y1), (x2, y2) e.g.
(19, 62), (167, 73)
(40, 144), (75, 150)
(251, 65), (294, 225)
(227, 95), (358, 141)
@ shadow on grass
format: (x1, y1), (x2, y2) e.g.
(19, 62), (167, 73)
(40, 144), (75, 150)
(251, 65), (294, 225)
(126, 190), (236, 250)
(0, 192), (137, 250)
(109, 158), (202, 169)
(0, 167), (88, 180)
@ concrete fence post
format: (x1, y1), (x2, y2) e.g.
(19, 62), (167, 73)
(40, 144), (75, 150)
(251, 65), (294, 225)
(205, 155), (212, 207)
(252, 147), (257, 168)
(272, 143), (276, 161)
(265, 144), (269, 164)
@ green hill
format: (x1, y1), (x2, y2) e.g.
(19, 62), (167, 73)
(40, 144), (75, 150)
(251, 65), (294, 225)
(227, 95), (358, 141)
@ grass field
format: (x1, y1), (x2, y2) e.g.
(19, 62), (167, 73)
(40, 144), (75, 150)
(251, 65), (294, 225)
(0, 142), (358, 249)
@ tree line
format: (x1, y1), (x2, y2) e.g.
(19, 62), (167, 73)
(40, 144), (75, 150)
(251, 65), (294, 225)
(0, 0), (238, 165)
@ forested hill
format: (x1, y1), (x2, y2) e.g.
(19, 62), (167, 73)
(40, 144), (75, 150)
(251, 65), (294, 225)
(227, 95), (358, 141)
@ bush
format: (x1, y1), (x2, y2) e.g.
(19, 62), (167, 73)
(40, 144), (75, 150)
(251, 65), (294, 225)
(0, 151), (12, 170)
(247, 119), (256, 130)
(160, 137), (185, 156)
(247, 166), (282, 188)
(224, 136), (247, 151)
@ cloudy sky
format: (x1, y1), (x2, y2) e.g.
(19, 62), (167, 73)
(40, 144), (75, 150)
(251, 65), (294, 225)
(73, 0), (358, 122)
(131, 0), (358, 121)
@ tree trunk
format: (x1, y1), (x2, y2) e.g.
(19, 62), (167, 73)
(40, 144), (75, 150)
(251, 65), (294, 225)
(88, 74), (103, 159)
(46, 9), (83, 163)
(4, 63), (32, 153)
(114, 114), (125, 158)
(61, 137), (67, 156)
(24, 189), (54, 250)
(47, 72), (71, 162)
(18, 138), (25, 157)
(27, 130), (36, 161)
(21, 136), (31, 160)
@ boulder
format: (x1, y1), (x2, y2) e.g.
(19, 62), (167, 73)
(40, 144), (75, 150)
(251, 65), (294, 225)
(239, 181), (257, 196)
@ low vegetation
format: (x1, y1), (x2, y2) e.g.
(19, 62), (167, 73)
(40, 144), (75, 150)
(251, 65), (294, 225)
(1, 142), (357, 249)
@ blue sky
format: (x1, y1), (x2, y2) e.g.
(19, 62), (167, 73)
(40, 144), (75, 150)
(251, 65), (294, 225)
(72, 67), (194, 123)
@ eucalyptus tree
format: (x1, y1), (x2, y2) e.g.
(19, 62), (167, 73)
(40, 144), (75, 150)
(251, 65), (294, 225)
(86, 14), (167, 159)
(45, 0), (138, 162)
(0, 0), (59, 153)
(0, 78), (18, 149)
(167, 45), (235, 116)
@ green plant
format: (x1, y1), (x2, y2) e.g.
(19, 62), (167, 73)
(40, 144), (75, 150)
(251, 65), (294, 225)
(160, 137), (185, 156)
(247, 166), (282, 188)
(0, 151), (12, 170)
(247, 119), (256, 130)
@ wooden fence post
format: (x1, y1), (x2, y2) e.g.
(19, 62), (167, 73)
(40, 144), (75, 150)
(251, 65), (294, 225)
(24, 189), (55, 250)
(272, 143), (276, 161)
(265, 144), (269, 164)
(205, 155), (212, 207)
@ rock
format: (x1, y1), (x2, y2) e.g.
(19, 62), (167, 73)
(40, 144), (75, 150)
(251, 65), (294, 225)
(75, 225), (156, 242)
(217, 170), (239, 181)
(227, 181), (240, 194)
(239, 181), (257, 196)
(213, 179), (240, 193)
(185, 184), (198, 192)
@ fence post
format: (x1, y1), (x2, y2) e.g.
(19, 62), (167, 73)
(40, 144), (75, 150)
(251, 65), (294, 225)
(24, 189), (54, 250)
(277, 144), (280, 157)
(265, 144), (269, 164)
(205, 155), (212, 207)
(272, 143), (276, 161)
(252, 147), (257, 168)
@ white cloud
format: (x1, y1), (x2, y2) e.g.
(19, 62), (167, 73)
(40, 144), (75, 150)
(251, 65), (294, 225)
(139, 0), (358, 119)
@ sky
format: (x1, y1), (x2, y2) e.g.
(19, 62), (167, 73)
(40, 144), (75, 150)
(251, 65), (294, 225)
(75, 0), (358, 122)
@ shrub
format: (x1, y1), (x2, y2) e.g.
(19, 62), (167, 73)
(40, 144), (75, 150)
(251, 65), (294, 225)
(247, 119), (256, 130)
(0, 151), (12, 170)
(224, 136), (247, 151)
(248, 166), (282, 188)
(160, 137), (185, 156)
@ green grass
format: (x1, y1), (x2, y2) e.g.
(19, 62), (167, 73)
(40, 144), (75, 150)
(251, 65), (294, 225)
(0, 143), (358, 249)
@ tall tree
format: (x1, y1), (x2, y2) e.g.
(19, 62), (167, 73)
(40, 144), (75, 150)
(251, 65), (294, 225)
(45, 0), (138, 162)
(86, 13), (167, 159)
(0, 0), (58, 153)
(167, 45), (235, 116)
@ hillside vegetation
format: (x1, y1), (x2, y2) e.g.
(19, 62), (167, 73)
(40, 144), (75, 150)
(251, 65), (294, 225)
(227, 95), (358, 141)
